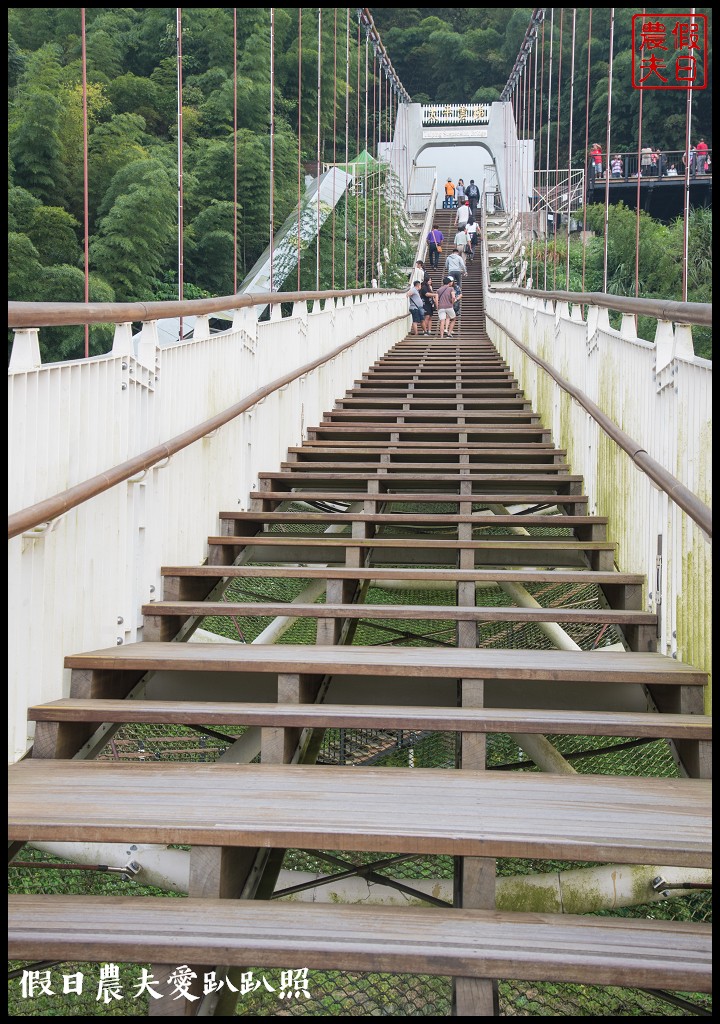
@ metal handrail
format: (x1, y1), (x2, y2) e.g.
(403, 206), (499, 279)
(489, 288), (712, 327)
(7, 288), (404, 330)
(8, 312), (406, 540)
(485, 312), (712, 539)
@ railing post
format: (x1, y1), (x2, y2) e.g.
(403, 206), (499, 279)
(8, 328), (41, 372)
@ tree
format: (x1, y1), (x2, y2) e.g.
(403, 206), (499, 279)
(26, 206), (83, 267)
(91, 159), (176, 300)
(9, 86), (68, 204)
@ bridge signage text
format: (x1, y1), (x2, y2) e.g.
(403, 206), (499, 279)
(421, 103), (491, 126)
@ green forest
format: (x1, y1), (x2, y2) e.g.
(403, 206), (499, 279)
(8, 7), (713, 360)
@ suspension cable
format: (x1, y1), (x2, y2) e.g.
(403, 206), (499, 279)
(364, 31), (369, 287)
(635, 8), (645, 302)
(544, 9), (554, 289)
(566, 8), (576, 291)
(602, 9), (615, 293)
(316, 7), (322, 291)
(372, 49), (377, 284)
(355, 17), (361, 287)
(234, 8), (238, 294)
(297, 8), (302, 291)
(532, 16), (545, 290)
(344, 7), (350, 290)
(176, 8), (184, 340)
(269, 8), (275, 292)
(581, 9), (592, 291)
(81, 8), (89, 357)
(681, 9), (696, 302)
(331, 8), (337, 289)
(553, 8), (563, 290)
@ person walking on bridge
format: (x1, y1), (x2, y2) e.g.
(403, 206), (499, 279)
(436, 277), (457, 339)
(465, 179), (480, 215)
(444, 248), (467, 294)
(426, 224), (444, 270)
(454, 199), (470, 229)
(443, 177), (456, 208)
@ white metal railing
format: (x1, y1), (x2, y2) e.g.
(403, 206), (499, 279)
(406, 165), (436, 216)
(480, 259), (712, 702)
(412, 177), (438, 274)
(7, 293), (408, 762)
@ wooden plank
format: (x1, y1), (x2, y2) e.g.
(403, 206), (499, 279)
(161, 566), (641, 585)
(141, 601), (652, 625)
(249, 490), (588, 505)
(7, 896), (713, 991)
(8, 761), (711, 866)
(28, 700), (713, 739)
(206, 537), (612, 552)
(63, 642), (708, 685)
(218, 512), (606, 526)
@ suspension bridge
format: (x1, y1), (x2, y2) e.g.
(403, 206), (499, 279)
(7, 7), (712, 1018)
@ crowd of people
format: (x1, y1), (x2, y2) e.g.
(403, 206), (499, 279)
(407, 172), (482, 337)
(590, 140), (711, 181)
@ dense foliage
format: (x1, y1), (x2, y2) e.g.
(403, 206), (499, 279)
(8, 8), (713, 362)
(526, 204), (712, 358)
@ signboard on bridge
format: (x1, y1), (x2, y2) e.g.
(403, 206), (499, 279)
(422, 103), (490, 126)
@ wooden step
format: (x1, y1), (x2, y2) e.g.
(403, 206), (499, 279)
(64, 642), (707, 686)
(28, 699), (712, 740)
(206, 535), (613, 569)
(258, 472), (580, 487)
(141, 600), (653, 630)
(8, 760), (711, 865)
(219, 511), (606, 533)
(8, 896), (712, 992)
(279, 461), (572, 474)
(250, 490), (588, 509)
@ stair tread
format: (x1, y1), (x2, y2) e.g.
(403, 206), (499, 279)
(219, 512), (606, 524)
(142, 601), (649, 622)
(8, 760), (711, 865)
(64, 642), (707, 683)
(208, 536), (612, 549)
(8, 896), (712, 990)
(251, 491), (588, 504)
(29, 699), (712, 739)
(161, 566), (641, 583)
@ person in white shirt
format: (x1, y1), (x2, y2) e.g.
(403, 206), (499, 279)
(454, 200), (470, 229)
(465, 218), (478, 259)
(411, 260), (425, 285)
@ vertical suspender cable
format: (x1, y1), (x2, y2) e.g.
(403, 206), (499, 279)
(372, 50), (377, 283)
(234, 9), (238, 294)
(364, 32), (369, 286)
(581, 9), (592, 291)
(344, 8), (350, 290)
(269, 8), (275, 292)
(356, 19), (361, 287)
(681, 9), (696, 302)
(333, 11), (340, 292)
(553, 8), (563, 289)
(635, 8), (645, 301)
(297, 8), (302, 291)
(566, 8), (576, 291)
(176, 8), (184, 341)
(602, 8), (615, 293)
(387, 76), (392, 258)
(316, 7), (322, 291)
(81, 9), (89, 357)
(544, 9), (554, 290)
(533, 17), (545, 290)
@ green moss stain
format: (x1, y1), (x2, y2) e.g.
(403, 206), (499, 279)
(496, 877), (561, 914)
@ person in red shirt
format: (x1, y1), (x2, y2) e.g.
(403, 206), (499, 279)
(695, 138), (709, 175)
(590, 143), (603, 180)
